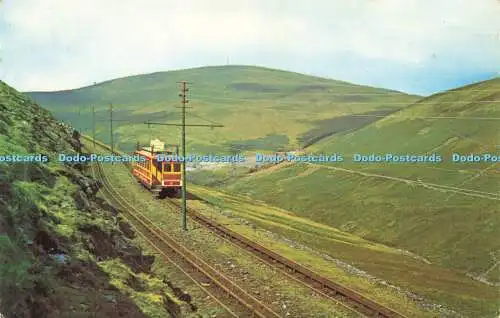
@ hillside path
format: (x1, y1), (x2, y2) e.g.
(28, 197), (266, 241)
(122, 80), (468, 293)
(304, 163), (500, 201)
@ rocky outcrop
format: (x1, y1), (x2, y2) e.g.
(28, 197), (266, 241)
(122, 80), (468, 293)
(0, 81), (181, 317)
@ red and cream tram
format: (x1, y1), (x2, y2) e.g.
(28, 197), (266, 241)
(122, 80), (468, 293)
(132, 140), (182, 198)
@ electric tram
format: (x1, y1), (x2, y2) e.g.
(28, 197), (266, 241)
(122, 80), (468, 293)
(132, 139), (182, 198)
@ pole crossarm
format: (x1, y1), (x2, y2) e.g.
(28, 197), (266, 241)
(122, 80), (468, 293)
(141, 81), (222, 231)
(144, 121), (223, 128)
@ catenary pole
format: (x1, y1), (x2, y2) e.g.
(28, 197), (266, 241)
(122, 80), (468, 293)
(179, 81), (188, 231)
(144, 82), (223, 231)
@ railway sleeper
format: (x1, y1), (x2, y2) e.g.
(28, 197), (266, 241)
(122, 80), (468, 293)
(90, 146), (403, 318)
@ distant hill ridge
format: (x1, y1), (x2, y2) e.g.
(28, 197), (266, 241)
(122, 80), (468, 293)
(223, 77), (500, 278)
(25, 65), (414, 94)
(26, 65), (420, 153)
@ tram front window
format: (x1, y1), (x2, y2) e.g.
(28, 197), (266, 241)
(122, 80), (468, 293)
(164, 162), (172, 172)
(173, 163), (181, 172)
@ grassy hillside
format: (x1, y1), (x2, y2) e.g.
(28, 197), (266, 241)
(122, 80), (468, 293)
(222, 78), (500, 279)
(27, 65), (419, 153)
(188, 184), (499, 318)
(0, 81), (188, 317)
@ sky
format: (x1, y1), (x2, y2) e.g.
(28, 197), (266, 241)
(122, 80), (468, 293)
(0, 0), (499, 95)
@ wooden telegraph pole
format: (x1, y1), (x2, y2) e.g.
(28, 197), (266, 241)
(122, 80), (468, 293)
(93, 104), (123, 150)
(78, 108), (82, 133)
(109, 103), (114, 154)
(145, 81), (223, 231)
(92, 105), (96, 149)
(179, 81), (188, 231)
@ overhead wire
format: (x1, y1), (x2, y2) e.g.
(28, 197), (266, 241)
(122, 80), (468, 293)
(229, 86), (499, 196)
(191, 95), (500, 105)
(191, 85), (500, 96)
(187, 86), (500, 120)
(81, 84), (499, 199)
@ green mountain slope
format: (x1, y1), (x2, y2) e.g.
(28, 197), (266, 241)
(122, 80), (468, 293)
(0, 81), (184, 317)
(27, 65), (420, 153)
(223, 78), (500, 278)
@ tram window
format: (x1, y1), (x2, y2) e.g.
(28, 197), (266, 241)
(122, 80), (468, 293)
(173, 163), (181, 172)
(156, 160), (162, 171)
(164, 163), (172, 172)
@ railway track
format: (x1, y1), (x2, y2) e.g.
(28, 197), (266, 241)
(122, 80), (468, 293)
(164, 199), (407, 318)
(82, 135), (409, 318)
(90, 159), (281, 318)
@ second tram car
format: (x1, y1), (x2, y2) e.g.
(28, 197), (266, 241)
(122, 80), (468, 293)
(132, 139), (182, 198)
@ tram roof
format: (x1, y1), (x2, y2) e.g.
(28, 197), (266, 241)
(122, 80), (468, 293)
(134, 149), (177, 160)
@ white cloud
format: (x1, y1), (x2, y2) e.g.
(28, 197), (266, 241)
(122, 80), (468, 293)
(1, 0), (499, 91)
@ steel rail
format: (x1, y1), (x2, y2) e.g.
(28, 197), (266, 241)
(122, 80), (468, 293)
(82, 134), (409, 318)
(90, 158), (281, 318)
(165, 199), (407, 318)
(89, 160), (240, 317)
